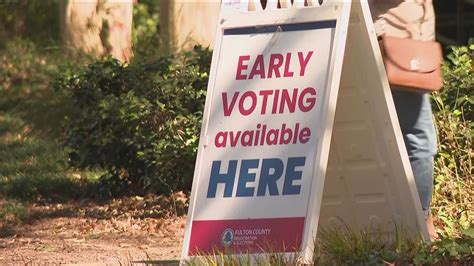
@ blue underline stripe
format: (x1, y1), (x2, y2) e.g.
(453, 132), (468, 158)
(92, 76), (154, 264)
(224, 20), (336, 35)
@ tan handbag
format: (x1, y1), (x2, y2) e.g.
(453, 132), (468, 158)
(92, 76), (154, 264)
(378, 0), (443, 92)
(379, 36), (443, 91)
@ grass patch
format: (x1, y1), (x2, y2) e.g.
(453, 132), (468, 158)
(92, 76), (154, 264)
(314, 225), (425, 265)
(185, 252), (299, 266)
(0, 200), (27, 224)
(0, 112), (100, 202)
(182, 225), (474, 265)
(0, 38), (100, 203)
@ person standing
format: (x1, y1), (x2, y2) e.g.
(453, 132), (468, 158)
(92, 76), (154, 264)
(368, 0), (439, 239)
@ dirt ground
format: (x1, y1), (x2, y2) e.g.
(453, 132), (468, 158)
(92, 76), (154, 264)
(0, 195), (188, 265)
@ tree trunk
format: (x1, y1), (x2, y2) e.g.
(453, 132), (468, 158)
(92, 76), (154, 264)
(60, 0), (134, 63)
(159, 0), (220, 54)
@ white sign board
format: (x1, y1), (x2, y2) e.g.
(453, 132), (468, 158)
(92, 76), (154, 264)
(182, 1), (351, 258)
(182, 0), (429, 262)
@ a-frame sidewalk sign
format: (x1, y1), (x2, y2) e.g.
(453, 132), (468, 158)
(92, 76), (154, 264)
(181, 0), (429, 262)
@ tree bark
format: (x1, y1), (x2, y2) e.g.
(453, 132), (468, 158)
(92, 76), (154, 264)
(159, 0), (220, 54)
(60, 0), (134, 63)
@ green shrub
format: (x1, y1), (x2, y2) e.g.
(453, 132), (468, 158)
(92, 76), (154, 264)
(426, 228), (474, 265)
(58, 46), (211, 195)
(132, 0), (161, 59)
(438, 44), (473, 121)
(431, 43), (473, 237)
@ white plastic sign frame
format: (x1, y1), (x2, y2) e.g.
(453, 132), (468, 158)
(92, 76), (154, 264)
(317, 0), (430, 245)
(181, 0), (351, 261)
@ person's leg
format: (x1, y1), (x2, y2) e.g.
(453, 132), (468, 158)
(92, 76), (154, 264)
(391, 89), (438, 239)
(391, 90), (437, 162)
(410, 156), (434, 218)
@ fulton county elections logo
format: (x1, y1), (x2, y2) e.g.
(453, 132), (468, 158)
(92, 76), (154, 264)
(221, 228), (234, 247)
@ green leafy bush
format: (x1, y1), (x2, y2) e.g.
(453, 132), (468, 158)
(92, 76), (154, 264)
(58, 46), (211, 195)
(438, 44), (473, 120)
(417, 228), (474, 265)
(431, 43), (473, 237)
(132, 0), (161, 59)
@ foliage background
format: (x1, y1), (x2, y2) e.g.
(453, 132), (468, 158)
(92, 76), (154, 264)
(431, 44), (473, 237)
